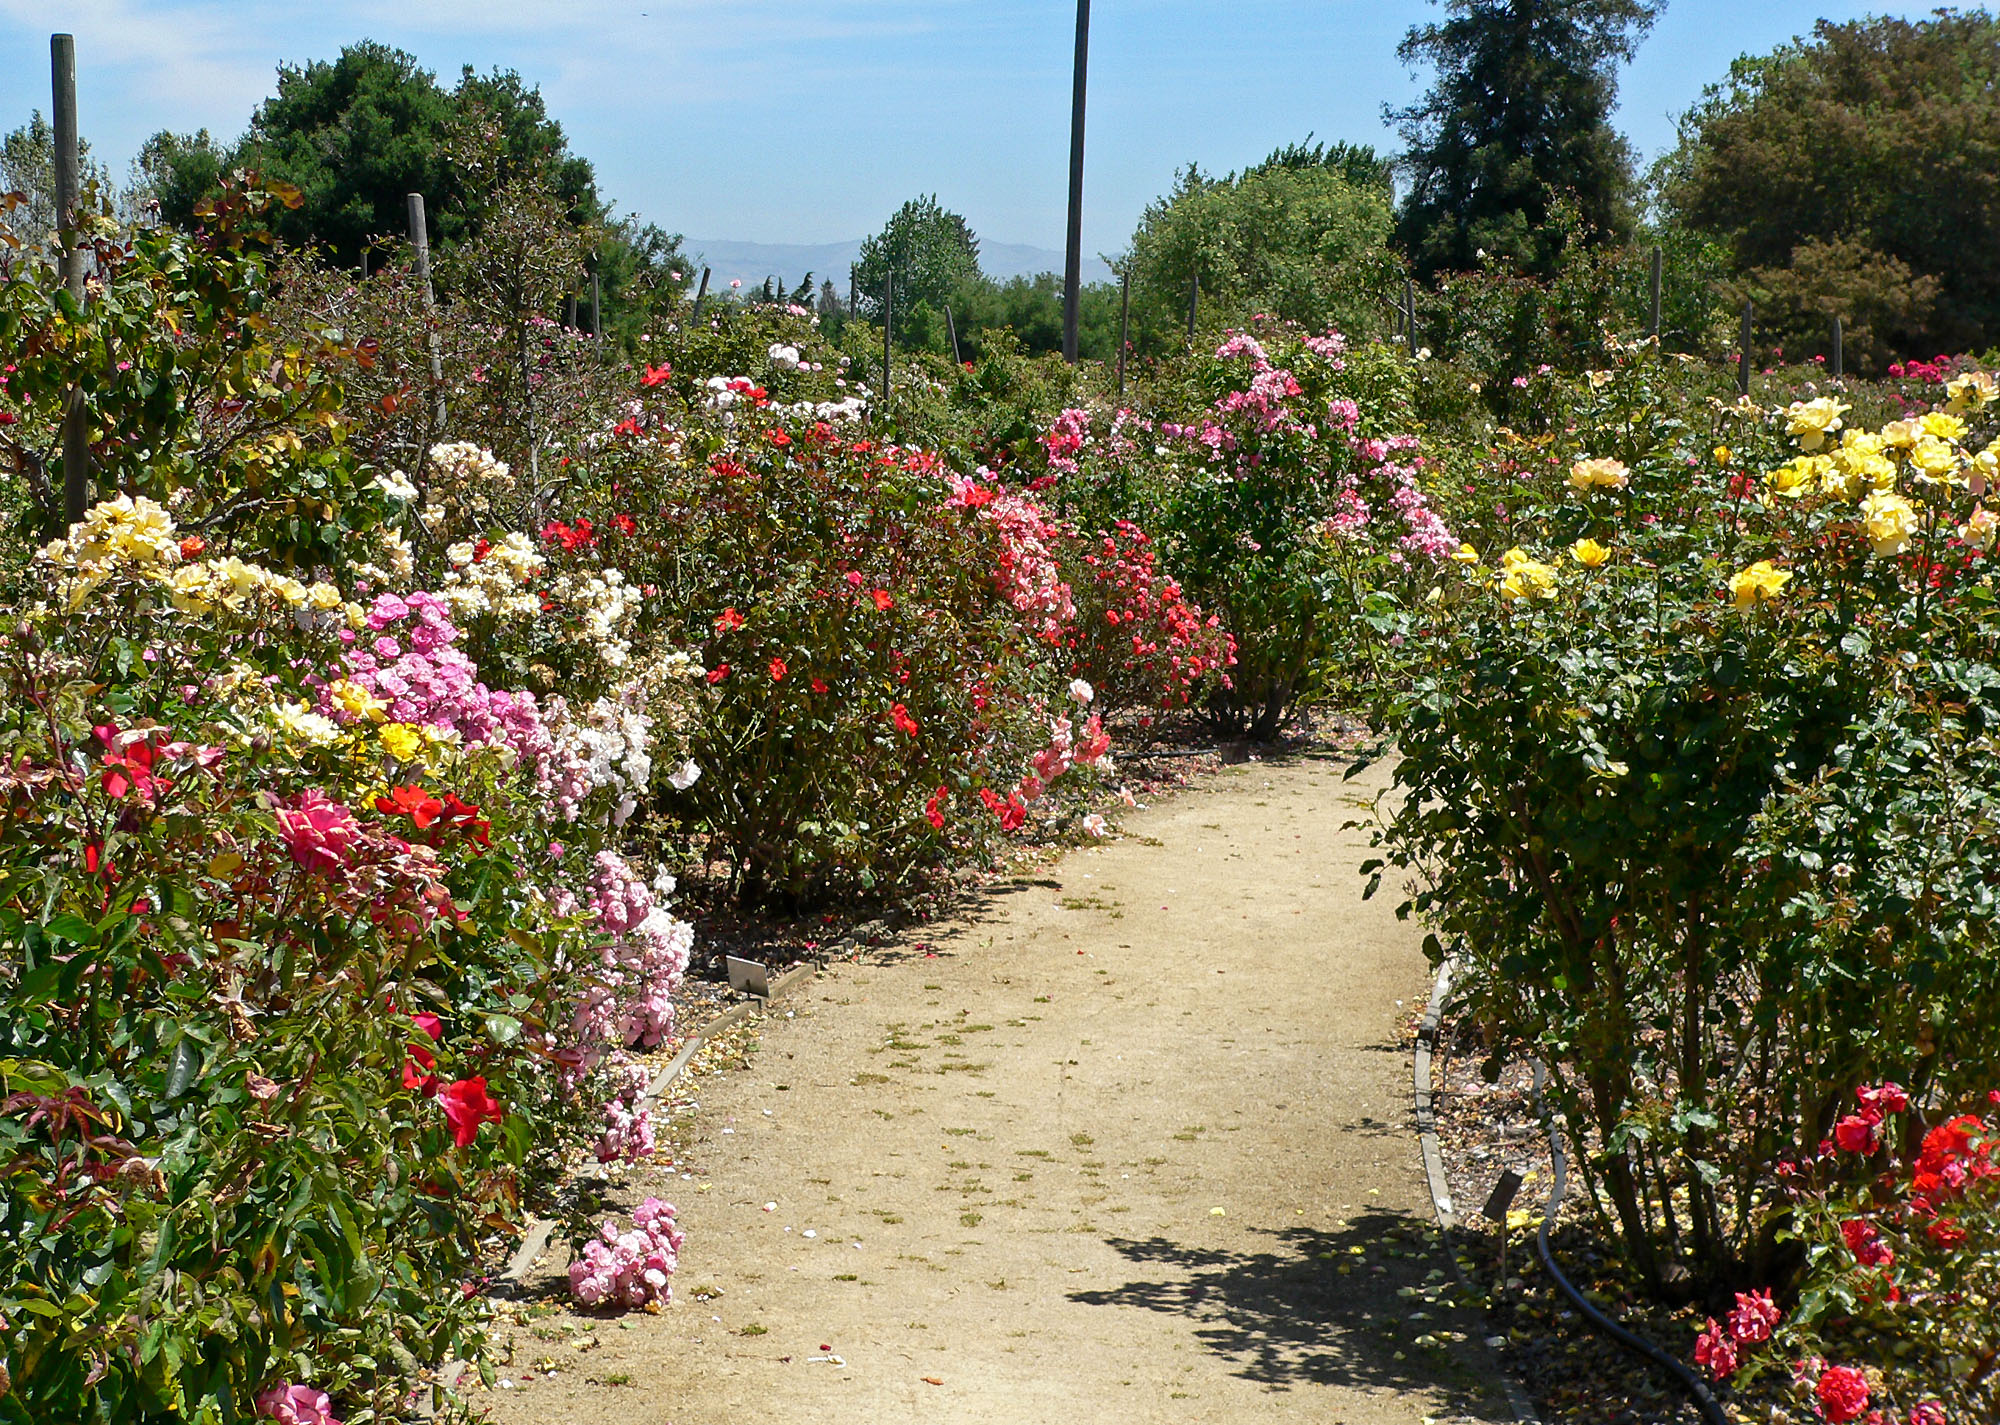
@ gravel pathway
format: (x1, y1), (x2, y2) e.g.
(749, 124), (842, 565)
(484, 753), (1512, 1424)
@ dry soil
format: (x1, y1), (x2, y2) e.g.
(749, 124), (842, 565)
(483, 752), (1513, 1425)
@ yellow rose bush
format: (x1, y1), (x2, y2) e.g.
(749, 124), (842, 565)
(1369, 343), (2000, 1337)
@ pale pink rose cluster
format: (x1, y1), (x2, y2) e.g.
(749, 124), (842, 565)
(568, 1197), (684, 1309)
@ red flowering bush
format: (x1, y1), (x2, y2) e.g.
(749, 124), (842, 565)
(1065, 520), (1236, 715)
(1689, 1085), (2000, 1422)
(567, 399), (1096, 906)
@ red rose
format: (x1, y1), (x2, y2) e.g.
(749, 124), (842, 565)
(439, 1077), (504, 1147)
(1815, 1365), (1869, 1423)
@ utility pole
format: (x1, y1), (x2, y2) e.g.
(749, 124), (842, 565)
(1061, 0), (1090, 364)
(52, 33), (90, 527)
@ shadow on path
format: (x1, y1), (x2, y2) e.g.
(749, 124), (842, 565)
(1071, 1213), (1489, 1401)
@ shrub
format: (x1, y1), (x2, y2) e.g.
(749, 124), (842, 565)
(1374, 344), (2000, 1295)
(0, 495), (683, 1421)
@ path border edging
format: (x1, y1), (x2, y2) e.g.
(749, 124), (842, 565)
(1413, 955), (1544, 1425)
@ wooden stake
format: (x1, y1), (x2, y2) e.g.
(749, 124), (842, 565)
(692, 266), (711, 319)
(1832, 316), (1843, 381)
(944, 302), (962, 367)
(1061, 0), (1090, 365)
(1405, 277), (1417, 359)
(1738, 301), (1754, 397)
(1187, 270), (1198, 341)
(407, 193), (447, 435)
(52, 33), (90, 527)
(1648, 245), (1662, 340)
(1116, 267), (1130, 399)
(882, 272), (893, 406)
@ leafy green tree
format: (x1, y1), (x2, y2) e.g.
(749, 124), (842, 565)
(1123, 147), (1400, 345)
(1655, 11), (2000, 364)
(1391, 0), (1661, 278)
(850, 195), (982, 345)
(150, 41), (600, 266)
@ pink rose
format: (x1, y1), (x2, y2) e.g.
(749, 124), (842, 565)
(255, 1384), (341, 1425)
(275, 791), (360, 876)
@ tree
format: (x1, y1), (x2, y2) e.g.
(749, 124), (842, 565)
(1123, 147), (1400, 343)
(1, 111), (111, 247)
(849, 196), (982, 345)
(1391, 0), (1662, 278)
(150, 41), (600, 266)
(1655, 12), (2000, 364)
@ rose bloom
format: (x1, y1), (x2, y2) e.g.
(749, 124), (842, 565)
(1567, 456), (1630, 491)
(1814, 1364), (1870, 1423)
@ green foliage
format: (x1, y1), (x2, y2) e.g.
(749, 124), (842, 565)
(1374, 346), (2000, 1297)
(1392, 0), (1661, 278)
(1124, 156), (1400, 346)
(849, 195), (982, 346)
(1655, 11), (2000, 366)
(0, 112), (112, 246)
(153, 40), (601, 267)
(0, 178), (383, 563)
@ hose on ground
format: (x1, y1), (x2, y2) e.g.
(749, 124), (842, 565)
(1531, 1064), (1731, 1425)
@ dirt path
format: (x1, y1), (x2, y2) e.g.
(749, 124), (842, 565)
(483, 753), (1511, 1424)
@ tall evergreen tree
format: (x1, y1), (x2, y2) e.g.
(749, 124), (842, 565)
(1390, 0), (1661, 278)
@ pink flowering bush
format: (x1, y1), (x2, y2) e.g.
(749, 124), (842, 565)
(568, 1197), (685, 1309)
(1688, 1086), (2000, 1421)
(1053, 318), (1443, 735)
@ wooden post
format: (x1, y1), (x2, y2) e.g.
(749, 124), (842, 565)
(1405, 277), (1417, 359)
(1648, 246), (1662, 340)
(944, 303), (962, 367)
(1116, 267), (1130, 399)
(52, 33), (90, 527)
(1832, 316), (1843, 381)
(692, 266), (711, 319)
(591, 264), (602, 341)
(1738, 301), (1754, 397)
(1061, 0), (1090, 365)
(563, 295), (577, 330)
(407, 193), (447, 435)
(882, 272), (893, 406)
(1186, 270), (1198, 341)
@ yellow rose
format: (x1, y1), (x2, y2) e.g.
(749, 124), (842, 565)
(1859, 489), (1920, 556)
(1880, 419), (1922, 450)
(1571, 538), (1610, 568)
(1959, 505), (1999, 552)
(1729, 560), (1792, 609)
(306, 581), (344, 611)
(1783, 397), (1848, 452)
(1497, 548), (1559, 600)
(329, 678), (389, 723)
(378, 722), (424, 761)
(1712, 445), (1733, 467)
(1568, 457), (1630, 491)
(1969, 447), (1999, 496)
(1764, 457), (1821, 501)
(1909, 437), (1959, 482)
(1450, 543), (1481, 565)
(1918, 410), (1968, 443)
(1945, 371), (1997, 414)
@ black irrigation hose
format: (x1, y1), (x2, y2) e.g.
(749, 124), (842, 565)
(1532, 1065), (1731, 1425)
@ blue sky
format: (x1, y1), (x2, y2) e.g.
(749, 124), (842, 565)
(0, 1), (1954, 256)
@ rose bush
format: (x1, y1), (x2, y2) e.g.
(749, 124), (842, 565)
(0, 494), (687, 1421)
(1374, 341), (2000, 1297)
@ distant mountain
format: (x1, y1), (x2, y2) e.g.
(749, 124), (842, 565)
(682, 236), (1116, 295)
